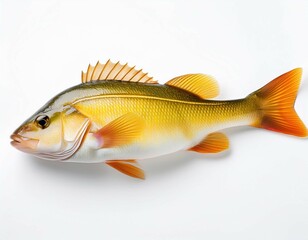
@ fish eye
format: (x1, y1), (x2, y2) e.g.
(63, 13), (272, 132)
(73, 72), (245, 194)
(35, 115), (50, 129)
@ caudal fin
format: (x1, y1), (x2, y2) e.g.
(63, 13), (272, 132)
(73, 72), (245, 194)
(251, 68), (307, 137)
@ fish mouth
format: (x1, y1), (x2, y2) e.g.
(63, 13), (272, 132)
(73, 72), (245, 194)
(10, 134), (39, 153)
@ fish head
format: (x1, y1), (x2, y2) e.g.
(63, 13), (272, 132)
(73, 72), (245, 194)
(11, 104), (90, 160)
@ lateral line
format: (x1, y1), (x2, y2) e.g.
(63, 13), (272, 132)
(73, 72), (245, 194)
(70, 94), (231, 106)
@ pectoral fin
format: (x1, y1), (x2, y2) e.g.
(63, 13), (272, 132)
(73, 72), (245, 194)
(189, 132), (229, 153)
(93, 113), (144, 148)
(106, 160), (145, 179)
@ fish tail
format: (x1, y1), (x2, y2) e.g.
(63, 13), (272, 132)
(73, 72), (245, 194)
(249, 68), (307, 137)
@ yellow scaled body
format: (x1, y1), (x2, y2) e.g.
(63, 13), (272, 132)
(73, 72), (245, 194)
(72, 84), (253, 160)
(11, 60), (307, 179)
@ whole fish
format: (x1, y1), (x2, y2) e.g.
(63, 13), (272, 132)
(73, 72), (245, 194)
(11, 60), (307, 179)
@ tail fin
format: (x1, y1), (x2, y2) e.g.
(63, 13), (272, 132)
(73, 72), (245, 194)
(251, 68), (307, 137)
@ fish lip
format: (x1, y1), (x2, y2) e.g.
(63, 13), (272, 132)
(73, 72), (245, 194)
(10, 134), (38, 152)
(10, 134), (22, 144)
(10, 134), (30, 143)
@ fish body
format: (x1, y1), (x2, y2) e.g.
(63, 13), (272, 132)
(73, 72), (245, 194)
(65, 82), (253, 163)
(11, 60), (307, 179)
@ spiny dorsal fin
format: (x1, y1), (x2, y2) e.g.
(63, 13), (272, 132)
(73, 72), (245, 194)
(81, 60), (158, 84)
(165, 73), (219, 99)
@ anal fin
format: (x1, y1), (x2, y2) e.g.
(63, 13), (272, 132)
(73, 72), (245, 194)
(189, 132), (229, 153)
(106, 160), (145, 179)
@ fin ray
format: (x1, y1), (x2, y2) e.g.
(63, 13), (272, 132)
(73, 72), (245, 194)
(165, 73), (219, 99)
(81, 60), (157, 84)
(106, 160), (145, 179)
(189, 132), (229, 153)
(251, 68), (307, 137)
(93, 113), (145, 148)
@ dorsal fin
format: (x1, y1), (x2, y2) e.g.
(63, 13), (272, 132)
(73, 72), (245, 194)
(81, 60), (158, 84)
(165, 73), (219, 99)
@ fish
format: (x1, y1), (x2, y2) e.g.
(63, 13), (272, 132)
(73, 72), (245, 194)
(11, 60), (307, 179)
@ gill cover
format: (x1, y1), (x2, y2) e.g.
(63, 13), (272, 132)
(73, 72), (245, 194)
(36, 110), (91, 160)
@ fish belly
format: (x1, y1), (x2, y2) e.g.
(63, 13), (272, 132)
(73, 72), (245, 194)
(66, 117), (252, 163)
(67, 129), (194, 163)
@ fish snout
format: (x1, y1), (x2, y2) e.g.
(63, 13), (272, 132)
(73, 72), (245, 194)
(10, 134), (39, 152)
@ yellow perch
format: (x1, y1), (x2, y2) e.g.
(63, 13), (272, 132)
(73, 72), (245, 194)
(11, 60), (307, 179)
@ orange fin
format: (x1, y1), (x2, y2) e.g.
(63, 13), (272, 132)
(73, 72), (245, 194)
(81, 60), (157, 84)
(106, 160), (145, 179)
(189, 132), (229, 153)
(165, 73), (219, 99)
(251, 68), (307, 137)
(93, 113), (144, 148)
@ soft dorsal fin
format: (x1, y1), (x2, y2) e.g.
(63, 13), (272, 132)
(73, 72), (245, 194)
(81, 60), (158, 84)
(165, 73), (219, 99)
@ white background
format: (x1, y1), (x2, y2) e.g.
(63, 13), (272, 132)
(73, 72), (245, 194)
(1, 0), (308, 239)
